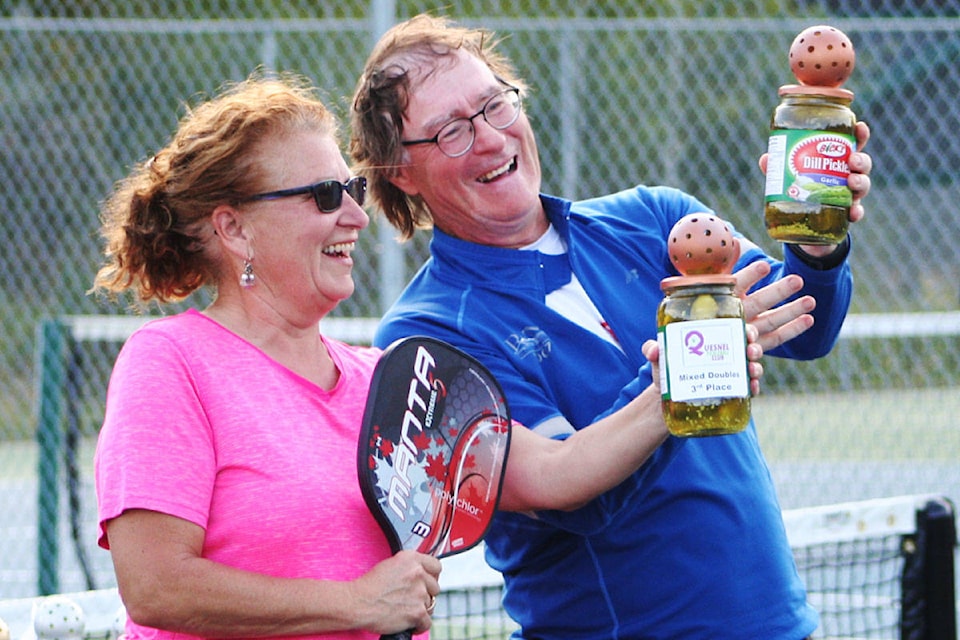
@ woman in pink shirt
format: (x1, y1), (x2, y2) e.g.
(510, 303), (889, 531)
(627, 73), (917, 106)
(92, 73), (782, 640)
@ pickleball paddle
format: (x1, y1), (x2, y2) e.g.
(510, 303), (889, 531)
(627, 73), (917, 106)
(358, 336), (511, 640)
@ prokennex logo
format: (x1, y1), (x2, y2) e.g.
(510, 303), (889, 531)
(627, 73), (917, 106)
(387, 345), (443, 521)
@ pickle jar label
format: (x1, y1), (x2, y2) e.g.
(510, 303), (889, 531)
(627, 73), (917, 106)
(765, 130), (855, 207)
(658, 318), (748, 402)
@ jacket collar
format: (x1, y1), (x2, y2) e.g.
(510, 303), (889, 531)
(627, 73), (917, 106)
(428, 194), (573, 293)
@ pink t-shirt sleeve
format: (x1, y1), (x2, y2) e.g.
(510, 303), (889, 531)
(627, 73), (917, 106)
(95, 326), (216, 547)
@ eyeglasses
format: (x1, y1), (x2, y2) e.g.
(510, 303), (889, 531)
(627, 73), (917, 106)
(401, 86), (522, 158)
(244, 176), (367, 213)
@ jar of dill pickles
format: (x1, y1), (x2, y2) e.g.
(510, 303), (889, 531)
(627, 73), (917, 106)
(657, 214), (750, 437)
(764, 25), (857, 245)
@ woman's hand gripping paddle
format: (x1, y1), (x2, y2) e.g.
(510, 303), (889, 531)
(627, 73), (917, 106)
(358, 336), (511, 640)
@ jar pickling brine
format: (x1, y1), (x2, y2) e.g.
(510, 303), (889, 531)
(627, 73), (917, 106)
(657, 276), (750, 437)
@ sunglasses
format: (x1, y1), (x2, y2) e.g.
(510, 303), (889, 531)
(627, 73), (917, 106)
(245, 176), (367, 213)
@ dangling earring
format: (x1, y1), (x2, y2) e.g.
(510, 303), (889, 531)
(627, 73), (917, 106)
(240, 258), (256, 288)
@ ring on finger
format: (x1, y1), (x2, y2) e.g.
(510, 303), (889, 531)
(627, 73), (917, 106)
(427, 595), (436, 613)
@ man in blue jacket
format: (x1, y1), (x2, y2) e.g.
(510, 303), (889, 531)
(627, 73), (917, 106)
(350, 14), (872, 640)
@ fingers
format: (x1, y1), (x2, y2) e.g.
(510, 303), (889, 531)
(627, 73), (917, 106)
(417, 554), (441, 622)
(854, 120), (870, 151)
(733, 260), (773, 299)
(736, 263), (821, 351)
(362, 550), (442, 635)
(742, 274), (816, 352)
(641, 339), (662, 391)
(747, 359), (763, 397)
(748, 292), (814, 334)
(641, 338), (658, 362)
(848, 150), (871, 223)
(759, 315), (815, 352)
(849, 148), (872, 176)
(417, 553), (442, 616)
(753, 304), (816, 352)
(420, 552), (442, 579)
(740, 273), (806, 321)
(745, 323), (760, 353)
(744, 324), (763, 396)
(848, 162), (871, 224)
(846, 121), (872, 223)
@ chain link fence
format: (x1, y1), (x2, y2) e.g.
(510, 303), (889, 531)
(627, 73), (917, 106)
(1, 0), (958, 600)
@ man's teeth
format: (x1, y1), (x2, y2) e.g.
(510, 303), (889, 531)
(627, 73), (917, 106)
(479, 159), (515, 183)
(323, 242), (355, 256)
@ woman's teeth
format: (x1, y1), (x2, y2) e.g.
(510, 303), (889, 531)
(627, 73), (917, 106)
(479, 158), (515, 183)
(323, 242), (355, 257)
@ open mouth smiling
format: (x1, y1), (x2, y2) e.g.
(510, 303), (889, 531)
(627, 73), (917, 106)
(322, 242), (355, 258)
(478, 157), (517, 183)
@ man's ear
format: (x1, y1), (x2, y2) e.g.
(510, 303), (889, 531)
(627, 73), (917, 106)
(388, 163), (420, 197)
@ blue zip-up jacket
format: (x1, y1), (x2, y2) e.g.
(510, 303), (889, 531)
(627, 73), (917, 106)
(375, 186), (852, 639)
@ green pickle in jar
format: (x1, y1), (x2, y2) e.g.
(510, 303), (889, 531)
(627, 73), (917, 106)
(657, 279), (751, 437)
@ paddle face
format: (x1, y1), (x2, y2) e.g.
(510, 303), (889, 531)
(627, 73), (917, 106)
(358, 336), (511, 559)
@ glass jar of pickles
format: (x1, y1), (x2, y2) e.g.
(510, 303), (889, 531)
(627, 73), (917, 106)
(764, 25), (857, 245)
(764, 89), (856, 245)
(658, 213), (750, 437)
(657, 277), (750, 437)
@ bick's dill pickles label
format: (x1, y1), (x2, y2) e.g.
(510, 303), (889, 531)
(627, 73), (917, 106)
(766, 129), (854, 209)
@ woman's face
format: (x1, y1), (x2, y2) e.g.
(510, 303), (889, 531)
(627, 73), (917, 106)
(241, 130), (369, 322)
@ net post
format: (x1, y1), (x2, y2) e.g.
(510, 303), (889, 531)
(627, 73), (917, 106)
(919, 497), (956, 640)
(34, 318), (70, 596)
(900, 496), (957, 640)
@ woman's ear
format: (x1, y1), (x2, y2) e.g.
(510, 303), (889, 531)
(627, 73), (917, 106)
(210, 204), (250, 258)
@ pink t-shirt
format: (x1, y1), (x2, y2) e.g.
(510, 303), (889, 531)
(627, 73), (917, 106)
(95, 310), (416, 640)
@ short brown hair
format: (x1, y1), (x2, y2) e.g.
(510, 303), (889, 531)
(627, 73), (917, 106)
(349, 14), (525, 240)
(93, 72), (337, 303)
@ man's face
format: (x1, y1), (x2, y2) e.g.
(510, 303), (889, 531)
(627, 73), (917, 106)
(391, 50), (545, 247)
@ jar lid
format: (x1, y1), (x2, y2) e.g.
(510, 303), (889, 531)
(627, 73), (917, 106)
(779, 83), (854, 100)
(660, 274), (737, 292)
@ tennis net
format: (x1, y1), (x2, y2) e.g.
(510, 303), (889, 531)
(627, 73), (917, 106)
(3, 494), (953, 640)
(783, 494), (956, 639)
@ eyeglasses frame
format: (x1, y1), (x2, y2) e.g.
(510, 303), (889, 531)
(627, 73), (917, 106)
(400, 83), (522, 158)
(244, 176), (367, 213)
